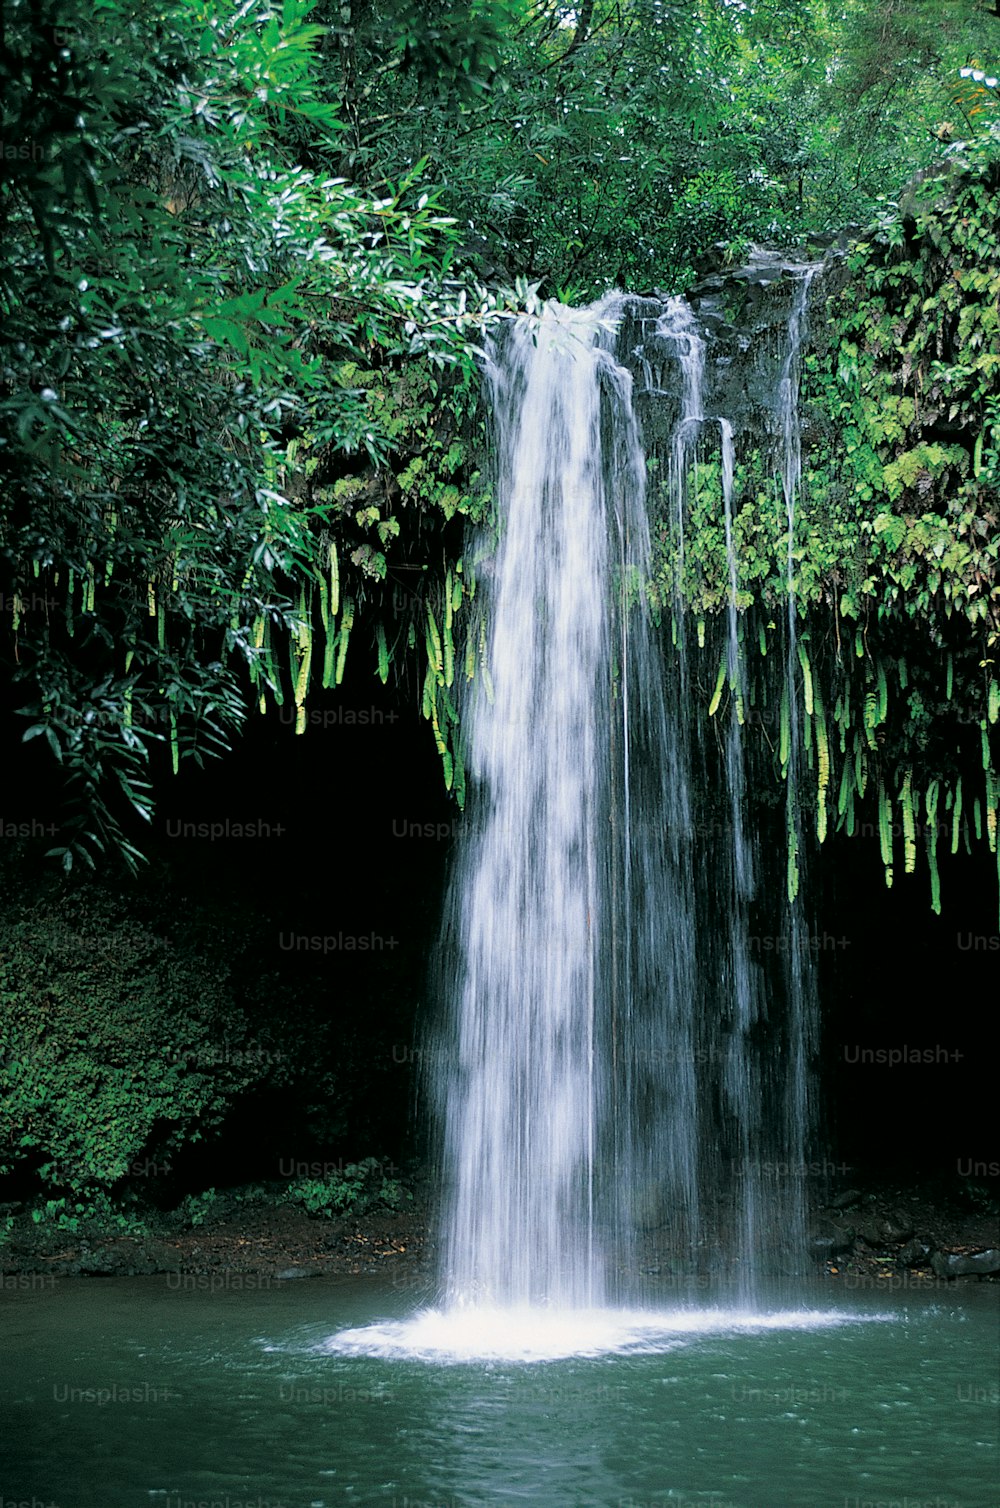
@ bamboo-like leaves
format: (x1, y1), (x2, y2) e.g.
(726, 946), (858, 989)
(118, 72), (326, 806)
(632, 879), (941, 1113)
(901, 766), (916, 874)
(814, 677), (829, 843)
(417, 563), (472, 806)
(290, 583), (313, 734)
(879, 779), (894, 888)
(797, 640), (814, 716)
(926, 779), (941, 915)
(952, 774), (963, 856)
(376, 622), (390, 685)
(709, 648), (727, 717)
(329, 540), (340, 619)
(335, 596), (354, 686)
(786, 805), (800, 903)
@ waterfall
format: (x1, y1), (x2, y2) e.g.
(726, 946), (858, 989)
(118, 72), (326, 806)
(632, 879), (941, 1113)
(429, 270), (821, 1316)
(436, 299), (638, 1307)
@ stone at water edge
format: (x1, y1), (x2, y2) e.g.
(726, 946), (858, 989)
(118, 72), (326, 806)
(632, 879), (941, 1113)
(807, 1220), (854, 1262)
(930, 1249), (1000, 1278)
(829, 1188), (863, 1210)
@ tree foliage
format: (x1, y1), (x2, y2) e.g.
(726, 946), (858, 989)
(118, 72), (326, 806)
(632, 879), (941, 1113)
(1, 0), (998, 870)
(330, 0), (1000, 292)
(0, 0), (504, 868)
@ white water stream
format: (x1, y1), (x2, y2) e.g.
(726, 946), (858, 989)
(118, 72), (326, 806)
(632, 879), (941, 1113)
(336, 272), (827, 1359)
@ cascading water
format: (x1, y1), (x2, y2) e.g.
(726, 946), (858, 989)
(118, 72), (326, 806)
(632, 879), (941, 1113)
(717, 415), (766, 1297)
(434, 297), (700, 1308)
(331, 263), (830, 1359)
(435, 301), (623, 1309)
(433, 274), (825, 1312)
(778, 268), (821, 1253)
(616, 296), (704, 1277)
(628, 282), (822, 1293)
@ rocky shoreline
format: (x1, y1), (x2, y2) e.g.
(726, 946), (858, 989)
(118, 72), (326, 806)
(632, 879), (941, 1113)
(1, 1177), (996, 1289)
(0, 1203), (436, 1286)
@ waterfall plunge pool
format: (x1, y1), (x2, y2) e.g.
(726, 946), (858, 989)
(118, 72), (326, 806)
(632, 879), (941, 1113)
(2, 1276), (996, 1507)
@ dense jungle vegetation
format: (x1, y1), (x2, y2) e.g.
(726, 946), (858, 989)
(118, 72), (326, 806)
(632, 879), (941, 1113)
(1, 0), (998, 1224)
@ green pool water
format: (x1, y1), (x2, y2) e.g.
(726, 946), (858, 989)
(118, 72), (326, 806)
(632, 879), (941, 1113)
(1, 1275), (996, 1508)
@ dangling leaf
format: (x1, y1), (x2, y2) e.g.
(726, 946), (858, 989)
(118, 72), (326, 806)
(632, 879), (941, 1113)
(786, 807), (799, 903)
(376, 622), (389, 685)
(329, 540), (340, 619)
(426, 606), (443, 682)
(926, 779), (941, 915)
(335, 597), (354, 686)
(779, 684), (790, 773)
(952, 775), (963, 855)
(708, 649), (727, 717)
(797, 640), (813, 716)
(901, 767), (916, 874)
(879, 780), (894, 888)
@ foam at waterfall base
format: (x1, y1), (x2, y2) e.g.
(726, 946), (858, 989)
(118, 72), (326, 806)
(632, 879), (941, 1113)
(323, 1304), (891, 1364)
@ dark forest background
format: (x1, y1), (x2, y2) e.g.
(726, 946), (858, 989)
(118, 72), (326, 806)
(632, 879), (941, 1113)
(1, 0), (998, 1235)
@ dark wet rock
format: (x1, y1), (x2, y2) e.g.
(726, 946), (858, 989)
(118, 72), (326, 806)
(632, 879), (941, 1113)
(898, 1238), (932, 1267)
(809, 1235), (849, 1262)
(689, 275), (727, 297)
(624, 254), (830, 453)
(830, 1188), (863, 1210)
(880, 1212), (914, 1244)
(854, 1219), (884, 1248)
(808, 1220), (854, 1262)
(855, 1213), (913, 1248)
(805, 230), (853, 251)
(688, 242), (732, 278)
(639, 1256), (686, 1277)
(125, 1259), (158, 1277)
(931, 1249), (1000, 1278)
(46, 1239), (182, 1277)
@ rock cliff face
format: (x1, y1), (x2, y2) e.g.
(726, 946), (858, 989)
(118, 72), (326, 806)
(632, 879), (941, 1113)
(613, 246), (835, 456)
(687, 250), (831, 443)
